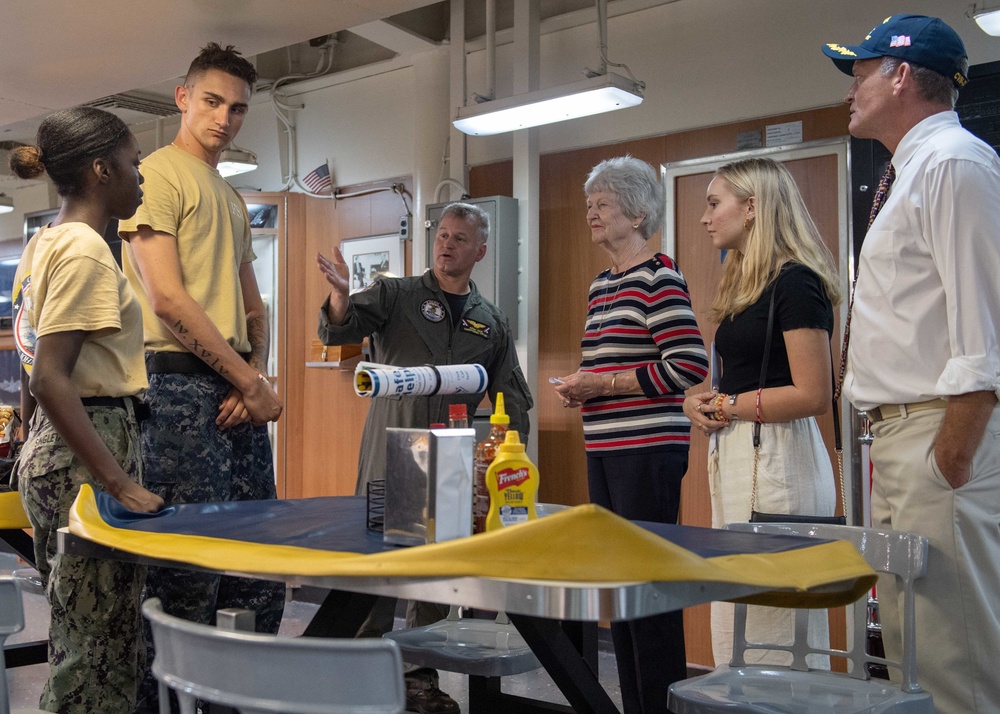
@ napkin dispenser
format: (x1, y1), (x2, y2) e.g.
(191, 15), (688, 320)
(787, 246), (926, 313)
(384, 427), (475, 546)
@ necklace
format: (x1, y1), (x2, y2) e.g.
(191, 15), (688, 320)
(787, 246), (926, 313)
(596, 274), (624, 332)
(596, 242), (651, 332)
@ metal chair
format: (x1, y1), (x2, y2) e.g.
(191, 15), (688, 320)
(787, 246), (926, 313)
(381, 502), (568, 678)
(383, 604), (541, 677)
(668, 523), (933, 714)
(0, 491), (46, 671)
(0, 576), (47, 714)
(142, 598), (406, 714)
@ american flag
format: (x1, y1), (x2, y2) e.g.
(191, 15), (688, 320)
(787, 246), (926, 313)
(303, 162), (332, 193)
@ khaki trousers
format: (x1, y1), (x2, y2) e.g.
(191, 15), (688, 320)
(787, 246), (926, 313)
(870, 406), (1000, 714)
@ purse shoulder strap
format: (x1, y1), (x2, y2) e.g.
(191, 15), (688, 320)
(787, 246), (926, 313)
(752, 283), (778, 450)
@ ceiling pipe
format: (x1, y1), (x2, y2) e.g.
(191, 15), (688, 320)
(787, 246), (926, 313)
(596, 0), (609, 75)
(486, 0), (496, 100)
(474, 0), (497, 103)
(268, 37), (339, 195)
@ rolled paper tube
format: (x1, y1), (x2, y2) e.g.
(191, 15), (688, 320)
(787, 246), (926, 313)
(354, 362), (488, 398)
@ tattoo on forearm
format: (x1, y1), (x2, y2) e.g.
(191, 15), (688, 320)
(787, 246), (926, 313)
(246, 314), (269, 371)
(171, 319), (228, 376)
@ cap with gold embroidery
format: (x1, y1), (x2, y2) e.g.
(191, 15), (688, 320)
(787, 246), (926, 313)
(822, 14), (968, 88)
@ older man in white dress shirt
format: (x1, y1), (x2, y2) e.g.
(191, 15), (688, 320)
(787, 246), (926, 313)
(824, 14), (1000, 714)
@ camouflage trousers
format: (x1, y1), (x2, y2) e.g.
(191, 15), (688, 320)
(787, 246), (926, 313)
(135, 372), (286, 713)
(19, 403), (146, 714)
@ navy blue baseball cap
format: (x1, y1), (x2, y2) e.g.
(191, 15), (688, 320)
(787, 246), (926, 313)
(822, 14), (968, 88)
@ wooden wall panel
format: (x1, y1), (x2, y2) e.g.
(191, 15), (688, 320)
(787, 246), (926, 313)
(783, 154), (845, 519)
(674, 170), (724, 524)
(468, 161), (512, 200)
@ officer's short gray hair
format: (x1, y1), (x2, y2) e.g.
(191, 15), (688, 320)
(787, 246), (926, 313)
(441, 202), (490, 243)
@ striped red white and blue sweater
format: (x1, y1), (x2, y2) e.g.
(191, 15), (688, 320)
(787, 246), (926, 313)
(579, 253), (708, 454)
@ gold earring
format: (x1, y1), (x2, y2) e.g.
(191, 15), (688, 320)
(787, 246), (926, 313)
(744, 216), (754, 231)
(632, 223), (640, 229)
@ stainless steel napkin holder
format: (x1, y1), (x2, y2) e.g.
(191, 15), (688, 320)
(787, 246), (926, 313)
(384, 427), (474, 546)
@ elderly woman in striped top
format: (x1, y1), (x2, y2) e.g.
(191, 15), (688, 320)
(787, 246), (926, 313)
(553, 155), (708, 714)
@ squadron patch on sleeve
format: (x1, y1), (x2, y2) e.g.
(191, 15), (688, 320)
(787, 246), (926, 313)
(12, 273), (35, 370)
(461, 317), (491, 339)
(421, 299), (447, 323)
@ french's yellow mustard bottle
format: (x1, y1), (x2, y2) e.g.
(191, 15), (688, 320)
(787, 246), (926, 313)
(485, 430), (539, 531)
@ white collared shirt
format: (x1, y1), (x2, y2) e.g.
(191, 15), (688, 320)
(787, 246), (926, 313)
(844, 111), (1000, 411)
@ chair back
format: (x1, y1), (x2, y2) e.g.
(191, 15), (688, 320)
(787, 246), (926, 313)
(725, 523), (928, 693)
(142, 598), (406, 714)
(1, 576), (25, 714)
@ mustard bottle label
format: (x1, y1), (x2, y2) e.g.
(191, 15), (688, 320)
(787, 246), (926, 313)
(496, 466), (530, 527)
(486, 460), (538, 531)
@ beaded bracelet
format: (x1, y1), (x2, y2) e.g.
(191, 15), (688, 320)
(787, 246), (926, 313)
(709, 392), (729, 421)
(755, 387), (764, 423)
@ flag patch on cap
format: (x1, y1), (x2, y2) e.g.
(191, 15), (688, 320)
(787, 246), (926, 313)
(889, 35), (911, 48)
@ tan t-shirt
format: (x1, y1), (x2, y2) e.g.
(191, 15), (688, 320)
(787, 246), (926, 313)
(12, 223), (147, 397)
(118, 144), (256, 353)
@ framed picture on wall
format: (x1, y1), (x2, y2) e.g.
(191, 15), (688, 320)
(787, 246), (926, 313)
(340, 234), (403, 293)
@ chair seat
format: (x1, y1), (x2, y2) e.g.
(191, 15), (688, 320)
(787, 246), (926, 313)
(668, 666), (935, 714)
(383, 617), (541, 677)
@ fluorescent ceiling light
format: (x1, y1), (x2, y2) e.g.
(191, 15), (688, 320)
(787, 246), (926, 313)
(217, 147), (258, 177)
(0, 195), (13, 214)
(453, 72), (644, 136)
(974, 7), (1000, 35)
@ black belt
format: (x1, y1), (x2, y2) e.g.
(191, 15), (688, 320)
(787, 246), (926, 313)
(80, 395), (150, 421)
(145, 351), (248, 375)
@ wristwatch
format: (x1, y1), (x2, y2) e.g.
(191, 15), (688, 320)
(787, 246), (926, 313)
(728, 393), (740, 420)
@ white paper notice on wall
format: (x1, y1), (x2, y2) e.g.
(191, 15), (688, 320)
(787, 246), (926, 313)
(765, 121), (803, 147)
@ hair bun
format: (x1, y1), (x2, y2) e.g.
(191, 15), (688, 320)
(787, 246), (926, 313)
(8, 145), (45, 180)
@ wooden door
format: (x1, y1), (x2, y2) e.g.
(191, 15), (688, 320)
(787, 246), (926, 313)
(671, 150), (846, 668)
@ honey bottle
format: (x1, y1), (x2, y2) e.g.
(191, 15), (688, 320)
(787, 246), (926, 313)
(473, 393), (509, 533)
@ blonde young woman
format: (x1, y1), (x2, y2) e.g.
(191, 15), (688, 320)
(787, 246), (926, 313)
(682, 157), (842, 668)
